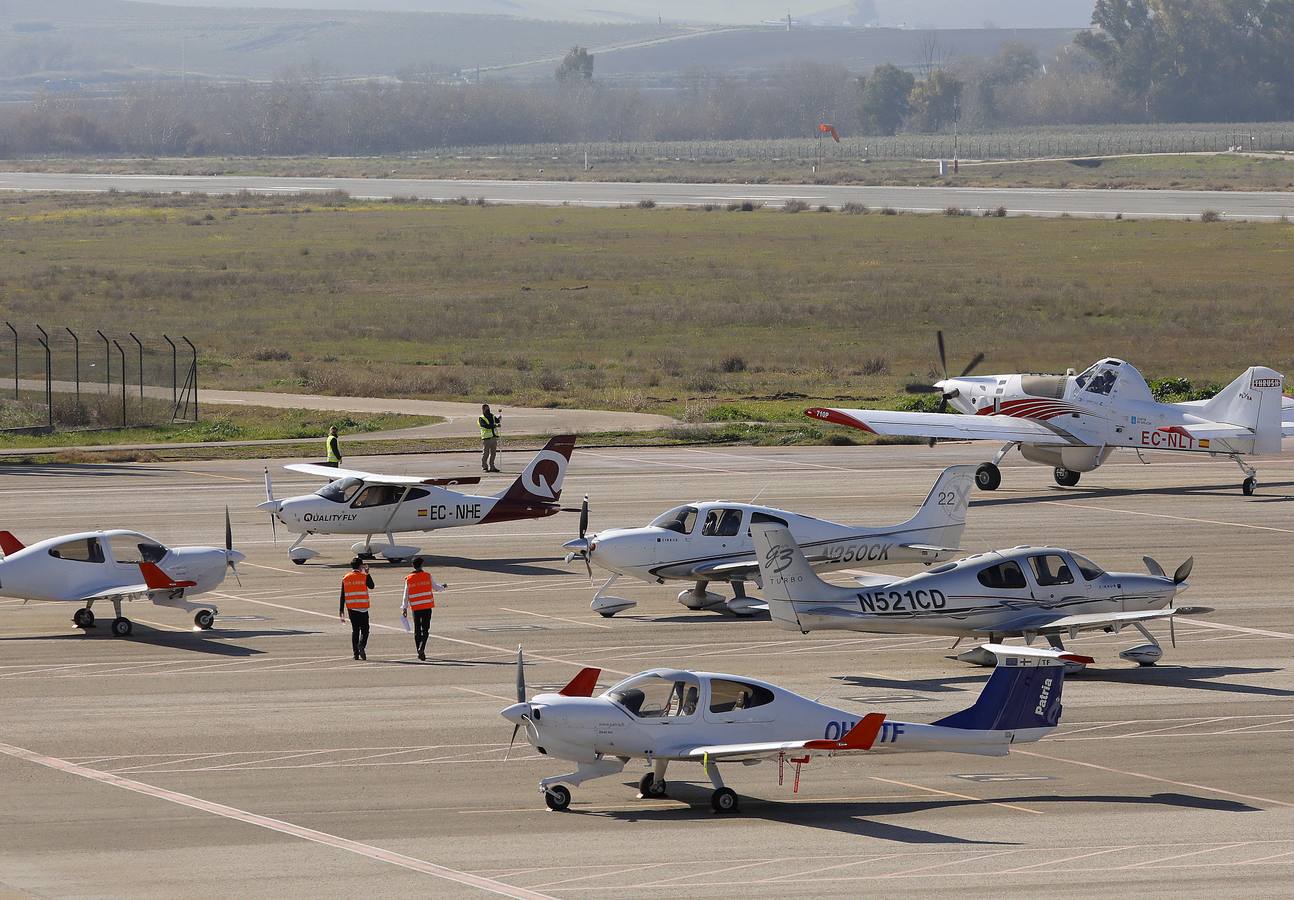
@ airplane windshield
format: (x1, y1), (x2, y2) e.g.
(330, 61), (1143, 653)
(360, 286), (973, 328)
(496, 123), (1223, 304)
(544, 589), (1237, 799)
(1083, 367), (1119, 396)
(1069, 553), (1106, 580)
(607, 673), (701, 718)
(650, 506), (698, 535)
(316, 477), (363, 503)
(1074, 365), (1099, 389)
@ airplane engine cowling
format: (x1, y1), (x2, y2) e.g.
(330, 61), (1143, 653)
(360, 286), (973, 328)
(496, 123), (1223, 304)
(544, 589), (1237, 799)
(1019, 444), (1112, 473)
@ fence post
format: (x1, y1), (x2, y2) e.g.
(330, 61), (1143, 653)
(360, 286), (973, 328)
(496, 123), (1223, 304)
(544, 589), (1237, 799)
(35, 325), (51, 430)
(66, 327), (79, 407)
(97, 329), (110, 396)
(183, 336), (198, 422)
(164, 335), (177, 411)
(113, 340), (126, 427)
(4, 322), (15, 400)
(130, 332), (143, 403)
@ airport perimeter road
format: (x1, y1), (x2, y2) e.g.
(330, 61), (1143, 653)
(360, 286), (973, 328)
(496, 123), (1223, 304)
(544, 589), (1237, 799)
(2, 171), (1292, 220)
(4, 444), (1294, 897)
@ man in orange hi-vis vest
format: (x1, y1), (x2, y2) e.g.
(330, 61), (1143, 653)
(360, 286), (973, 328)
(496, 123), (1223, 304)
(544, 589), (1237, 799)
(401, 557), (447, 661)
(339, 557), (375, 660)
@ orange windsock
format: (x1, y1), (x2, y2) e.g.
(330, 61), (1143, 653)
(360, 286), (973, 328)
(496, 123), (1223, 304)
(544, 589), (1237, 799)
(818, 123), (840, 142)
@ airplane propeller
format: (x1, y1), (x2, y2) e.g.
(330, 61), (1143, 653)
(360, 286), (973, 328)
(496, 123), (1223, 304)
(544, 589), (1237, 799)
(1144, 556), (1194, 647)
(505, 645), (537, 761)
(562, 495), (593, 579)
(262, 467), (279, 544)
(905, 331), (985, 447)
(224, 506), (242, 587)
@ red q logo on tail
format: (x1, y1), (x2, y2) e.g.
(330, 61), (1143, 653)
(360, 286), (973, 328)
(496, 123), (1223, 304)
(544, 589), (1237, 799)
(521, 450), (567, 500)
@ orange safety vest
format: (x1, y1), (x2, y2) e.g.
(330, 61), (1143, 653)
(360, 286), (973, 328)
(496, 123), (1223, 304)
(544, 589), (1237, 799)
(406, 571), (435, 611)
(342, 571), (370, 611)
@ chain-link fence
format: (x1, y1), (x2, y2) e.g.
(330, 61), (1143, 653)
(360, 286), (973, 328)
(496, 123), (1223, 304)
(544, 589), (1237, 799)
(0, 324), (197, 434)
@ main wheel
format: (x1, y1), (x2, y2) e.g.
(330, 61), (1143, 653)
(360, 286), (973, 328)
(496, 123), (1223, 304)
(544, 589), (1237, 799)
(544, 785), (572, 812)
(974, 462), (1001, 491)
(710, 787), (739, 814)
(291, 558), (307, 566)
(110, 617), (133, 637)
(194, 610), (215, 630)
(1053, 467), (1081, 487)
(638, 773), (667, 798)
(1243, 476), (1257, 496)
(73, 608), (95, 629)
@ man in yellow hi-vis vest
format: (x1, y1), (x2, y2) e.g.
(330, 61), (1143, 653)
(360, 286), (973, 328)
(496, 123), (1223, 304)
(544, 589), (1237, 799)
(478, 403), (502, 473)
(339, 558), (374, 660)
(400, 557), (447, 661)
(325, 426), (342, 467)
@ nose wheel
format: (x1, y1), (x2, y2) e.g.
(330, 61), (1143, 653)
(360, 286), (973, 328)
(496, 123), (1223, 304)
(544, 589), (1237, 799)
(194, 609), (216, 630)
(1053, 467), (1081, 487)
(638, 772), (668, 798)
(72, 608), (95, 629)
(1243, 476), (1257, 496)
(543, 785), (571, 811)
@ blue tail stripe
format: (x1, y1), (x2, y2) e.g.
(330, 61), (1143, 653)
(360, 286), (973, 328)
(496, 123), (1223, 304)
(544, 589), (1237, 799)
(933, 665), (1064, 731)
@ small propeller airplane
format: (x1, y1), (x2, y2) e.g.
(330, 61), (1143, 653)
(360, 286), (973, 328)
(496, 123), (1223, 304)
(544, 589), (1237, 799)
(806, 333), (1293, 494)
(751, 521), (1211, 668)
(501, 643), (1080, 813)
(0, 511), (244, 637)
(562, 465), (975, 618)
(258, 435), (577, 564)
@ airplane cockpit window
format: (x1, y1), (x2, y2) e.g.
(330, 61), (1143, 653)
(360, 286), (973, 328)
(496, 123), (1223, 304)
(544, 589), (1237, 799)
(976, 560), (1027, 590)
(607, 673), (701, 718)
(316, 477), (363, 504)
(1084, 367), (1119, 396)
(107, 535), (166, 565)
(650, 506), (698, 535)
(1070, 553), (1106, 581)
(1074, 364), (1098, 389)
(48, 538), (105, 564)
(701, 508), (743, 537)
(351, 484), (406, 508)
(709, 679), (775, 714)
(1030, 554), (1075, 586)
(748, 511), (789, 535)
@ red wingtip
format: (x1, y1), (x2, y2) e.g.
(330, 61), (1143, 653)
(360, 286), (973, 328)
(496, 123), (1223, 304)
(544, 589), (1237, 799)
(558, 666), (601, 697)
(804, 407), (876, 433)
(1059, 653), (1095, 665)
(139, 562), (197, 590)
(0, 531), (24, 555)
(804, 712), (886, 752)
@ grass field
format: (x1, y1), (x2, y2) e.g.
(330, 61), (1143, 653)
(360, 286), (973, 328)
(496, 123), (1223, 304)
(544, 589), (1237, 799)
(8, 151), (1294, 192)
(2, 191), (1292, 425)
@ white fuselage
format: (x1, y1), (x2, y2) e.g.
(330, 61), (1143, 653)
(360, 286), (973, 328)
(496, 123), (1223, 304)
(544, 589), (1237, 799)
(273, 485), (505, 536)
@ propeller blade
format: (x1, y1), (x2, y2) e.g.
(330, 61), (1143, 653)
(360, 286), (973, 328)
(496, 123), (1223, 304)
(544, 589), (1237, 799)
(936, 330), (948, 381)
(263, 466), (274, 502)
(905, 383), (940, 394)
(515, 645), (526, 703)
(1143, 556), (1166, 578)
(504, 722), (521, 761)
(1170, 613), (1176, 649)
(1173, 557), (1194, 584)
(584, 554), (592, 580)
(927, 396), (949, 448)
(958, 351), (986, 379)
(225, 506), (233, 553)
(230, 563), (242, 588)
(579, 495), (589, 540)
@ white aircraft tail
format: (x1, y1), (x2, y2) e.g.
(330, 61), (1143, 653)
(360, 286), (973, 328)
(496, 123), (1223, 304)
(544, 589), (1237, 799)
(895, 465), (975, 550)
(752, 522), (860, 632)
(1201, 367), (1285, 454)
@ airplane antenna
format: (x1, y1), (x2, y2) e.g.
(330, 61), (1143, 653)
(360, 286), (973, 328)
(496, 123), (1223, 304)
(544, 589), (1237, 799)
(749, 481), (772, 505)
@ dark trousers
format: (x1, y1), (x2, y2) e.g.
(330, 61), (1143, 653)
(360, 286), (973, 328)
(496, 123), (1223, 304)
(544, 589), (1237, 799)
(347, 609), (370, 656)
(412, 609), (432, 654)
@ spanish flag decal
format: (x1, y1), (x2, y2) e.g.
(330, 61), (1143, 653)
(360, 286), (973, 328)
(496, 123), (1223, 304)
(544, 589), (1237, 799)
(1199, 439), (1210, 449)
(417, 508), (428, 517)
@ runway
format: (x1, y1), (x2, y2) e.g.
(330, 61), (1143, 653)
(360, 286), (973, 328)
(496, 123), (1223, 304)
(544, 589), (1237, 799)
(2, 443), (1293, 898)
(2, 171), (1292, 220)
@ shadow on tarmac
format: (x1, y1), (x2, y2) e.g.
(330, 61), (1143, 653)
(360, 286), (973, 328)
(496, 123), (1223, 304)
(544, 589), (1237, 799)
(971, 479), (1294, 507)
(310, 556), (569, 577)
(0, 463), (168, 478)
(0, 624), (318, 656)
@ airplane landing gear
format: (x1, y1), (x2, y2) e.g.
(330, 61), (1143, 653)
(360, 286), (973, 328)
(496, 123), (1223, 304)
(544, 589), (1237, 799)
(111, 618), (133, 637)
(1233, 457), (1258, 495)
(544, 785), (571, 811)
(194, 609), (215, 630)
(974, 462), (1001, 491)
(1053, 467), (1081, 487)
(72, 608), (95, 629)
(704, 758), (739, 814)
(638, 772), (668, 798)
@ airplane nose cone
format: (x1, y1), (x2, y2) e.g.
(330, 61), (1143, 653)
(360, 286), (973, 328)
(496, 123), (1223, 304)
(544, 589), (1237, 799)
(562, 537), (589, 553)
(255, 500), (281, 512)
(227, 550), (247, 564)
(500, 702), (530, 725)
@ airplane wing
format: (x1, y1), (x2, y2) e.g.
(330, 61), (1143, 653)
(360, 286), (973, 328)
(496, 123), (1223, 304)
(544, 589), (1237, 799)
(806, 407), (1081, 445)
(78, 583), (152, 602)
(675, 713), (886, 762)
(284, 463), (481, 487)
(981, 606), (1213, 637)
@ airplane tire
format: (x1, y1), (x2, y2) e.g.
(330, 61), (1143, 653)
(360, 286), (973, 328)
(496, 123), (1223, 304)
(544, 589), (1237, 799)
(974, 463), (1001, 491)
(73, 608), (94, 629)
(639, 773), (667, 798)
(1243, 477), (1257, 496)
(710, 788), (739, 814)
(291, 558), (307, 566)
(1054, 467), (1081, 487)
(111, 617), (133, 638)
(194, 610), (215, 630)
(544, 785), (572, 811)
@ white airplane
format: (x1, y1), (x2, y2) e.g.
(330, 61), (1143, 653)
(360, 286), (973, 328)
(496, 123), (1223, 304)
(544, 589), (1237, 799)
(563, 465), (975, 618)
(751, 522), (1210, 668)
(806, 335), (1293, 494)
(0, 513), (244, 637)
(259, 435), (576, 564)
(501, 643), (1080, 813)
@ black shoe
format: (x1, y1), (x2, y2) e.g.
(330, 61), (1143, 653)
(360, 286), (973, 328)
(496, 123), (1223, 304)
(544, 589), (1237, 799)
(490, 467), (501, 473)
(418, 650), (426, 661)
(360, 651), (367, 660)
(353, 653), (360, 660)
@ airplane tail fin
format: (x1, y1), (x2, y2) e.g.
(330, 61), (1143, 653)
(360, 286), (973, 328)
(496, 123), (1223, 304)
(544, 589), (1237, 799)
(751, 522), (858, 632)
(0, 531), (24, 556)
(896, 465), (975, 549)
(1201, 367), (1285, 453)
(495, 435), (576, 504)
(933, 645), (1085, 739)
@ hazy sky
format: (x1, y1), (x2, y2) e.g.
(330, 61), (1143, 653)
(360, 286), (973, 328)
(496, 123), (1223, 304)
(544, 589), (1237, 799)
(150, 1), (1095, 30)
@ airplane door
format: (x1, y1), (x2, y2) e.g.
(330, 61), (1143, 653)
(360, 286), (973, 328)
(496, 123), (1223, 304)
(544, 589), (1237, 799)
(1025, 553), (1087, 608)
(698, 507), (745, 553)
(703, 679), (775, 726)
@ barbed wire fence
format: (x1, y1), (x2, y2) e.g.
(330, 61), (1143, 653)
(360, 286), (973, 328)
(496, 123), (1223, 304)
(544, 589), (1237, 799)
(0, 323), (197, 434)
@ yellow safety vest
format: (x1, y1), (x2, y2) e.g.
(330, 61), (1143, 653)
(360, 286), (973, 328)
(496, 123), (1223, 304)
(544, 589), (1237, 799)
(342, 571), (370, 610)
(326, 434), (342, 463)
(478, 414), (499, 440)
(406, 571), (435, 611)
